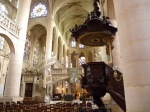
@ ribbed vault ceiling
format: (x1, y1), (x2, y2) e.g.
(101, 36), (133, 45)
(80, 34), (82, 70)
(53, 0), (93, 42)
(30, 0), (97, 42)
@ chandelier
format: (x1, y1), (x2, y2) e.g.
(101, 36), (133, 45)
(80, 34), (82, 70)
(70, 0), (117, 46)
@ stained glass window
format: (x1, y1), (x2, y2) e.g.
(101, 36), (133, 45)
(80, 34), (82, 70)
(24, 31), (31, 63)
(33, 40), (40, 67)
(30, 3), (47, 18)
(0, 36), (4, 50)
(0, 3), (8, 15)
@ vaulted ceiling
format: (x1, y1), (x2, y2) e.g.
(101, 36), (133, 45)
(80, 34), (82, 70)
(53, 0), (93, 42)
(30, 0), (115, 44)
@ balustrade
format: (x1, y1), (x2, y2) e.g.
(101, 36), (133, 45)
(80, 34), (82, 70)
(46, 76), (52, 82)
(0, 12), (21, 37)
(47, 56), (56, 64)
(52, 69), (62, 74)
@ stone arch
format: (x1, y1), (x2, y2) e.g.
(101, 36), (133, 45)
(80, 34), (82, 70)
(79, 52), (85, 58)
(0, 33), (15, 54)
(27, 24), (47, 66)
(27, 22), (47, 32)
(29, 24), (47, 43)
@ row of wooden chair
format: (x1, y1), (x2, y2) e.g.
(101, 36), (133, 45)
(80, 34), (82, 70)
(0, 101), (93, 112)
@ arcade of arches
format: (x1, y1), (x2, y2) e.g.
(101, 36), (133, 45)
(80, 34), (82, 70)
(0, 0), (150, 112)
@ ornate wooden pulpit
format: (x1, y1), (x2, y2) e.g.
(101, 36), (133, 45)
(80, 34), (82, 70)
(70, 0), (126, 111)
(81, 62), (126, 111)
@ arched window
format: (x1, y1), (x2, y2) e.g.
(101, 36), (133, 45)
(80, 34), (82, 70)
(30, 3), (47, 18)
(71, 39), (76, 48)
(0, 36), (4, 50)
(79, 52), (85, 66)
(33, 40), (40, 67)
(0, 3), (8, 16)
(24, 31), (31, 63)
(79, 44), (84, 48)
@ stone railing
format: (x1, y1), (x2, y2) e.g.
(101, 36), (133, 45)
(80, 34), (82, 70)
(46, 76), (52, 82)
(39, 62), (45, 69)
(55, 59), (65, 68)
(0, 12), (21, 37)
(51, 67), (83, 75)
(45, 67), (84, 83)
(47, 56), (65, 68)
(47, 56), (56, 65)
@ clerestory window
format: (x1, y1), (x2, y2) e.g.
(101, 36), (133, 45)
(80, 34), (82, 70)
(30, 3), (47, 18)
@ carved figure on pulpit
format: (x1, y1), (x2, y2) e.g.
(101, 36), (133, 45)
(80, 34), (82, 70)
(95, 52), (102, 62)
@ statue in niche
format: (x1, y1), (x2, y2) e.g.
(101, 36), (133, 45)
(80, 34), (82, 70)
(71, 51), (78, 67)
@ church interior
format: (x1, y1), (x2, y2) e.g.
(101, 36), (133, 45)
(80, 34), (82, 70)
(0, 0), (150, 112)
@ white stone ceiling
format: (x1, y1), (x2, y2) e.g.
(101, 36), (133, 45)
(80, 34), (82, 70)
(53, 0), (93, 42)
(30, 0), (115, 43)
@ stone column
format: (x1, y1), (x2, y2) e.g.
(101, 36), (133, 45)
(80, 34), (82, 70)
(59, 40), (63, 61)
(76, 54), (79, 67)
(63, 46), (67, 67)
(62, 80), (66, 94)
(113, 1), (150, 111)
(53, 35), (58, 58)
(45, 17), (54, 61)
(110, 19), (122, 71)
(68, 51), (71, 68)
(4, 0), (31, 97)
(49, 84), (53, 100)
(67, 81), (71, 94)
